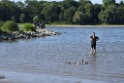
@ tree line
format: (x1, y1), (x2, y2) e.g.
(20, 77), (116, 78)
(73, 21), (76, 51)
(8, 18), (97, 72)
(0, 0), (124, 25)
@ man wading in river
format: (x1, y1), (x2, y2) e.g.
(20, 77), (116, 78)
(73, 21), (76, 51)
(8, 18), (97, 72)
(90, 32), (99, 53)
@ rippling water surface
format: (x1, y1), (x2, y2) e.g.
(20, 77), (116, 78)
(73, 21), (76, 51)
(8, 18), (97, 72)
(0, 26), (124, 83)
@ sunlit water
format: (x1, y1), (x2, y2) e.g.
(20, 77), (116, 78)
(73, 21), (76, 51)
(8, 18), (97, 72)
(0, 26), (124, 83)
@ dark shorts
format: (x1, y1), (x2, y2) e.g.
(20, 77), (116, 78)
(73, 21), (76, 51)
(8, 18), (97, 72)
(91, 44), (96, 49)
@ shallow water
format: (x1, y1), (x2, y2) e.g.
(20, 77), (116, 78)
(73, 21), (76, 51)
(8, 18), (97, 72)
(0, 26), (124, 83)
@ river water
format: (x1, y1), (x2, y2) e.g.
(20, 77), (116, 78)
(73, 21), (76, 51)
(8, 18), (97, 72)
(0, 26), (124, 83)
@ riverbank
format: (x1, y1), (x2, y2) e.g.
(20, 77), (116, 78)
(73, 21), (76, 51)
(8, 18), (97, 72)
(0, 28), (61, 42)
(47, 24), (124, 28)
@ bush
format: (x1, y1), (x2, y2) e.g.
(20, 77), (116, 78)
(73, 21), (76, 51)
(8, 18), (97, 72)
(0, 21), (4, 32)
(1, 21), (18, 33)
(0, 21), (4, 28)
(33, 15), (39, 23)
(20, 23), (35, 31)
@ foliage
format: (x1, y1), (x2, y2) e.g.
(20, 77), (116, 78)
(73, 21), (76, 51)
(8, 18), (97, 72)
(20, 13), (26, 23)
(33, 15), (39, 23)
(99, 4), (124, 24)
(73, 11), (83, 24)
(1, 21), (19, 33)
(0, 21), (4, 32)
(0, 0), (124, 25)
(64, 6), (76, 24)
(0, 21), (4, 28)
(20, 23), (35, 31)
(103, 0), (115, 7)
(42, 3), (60, 23)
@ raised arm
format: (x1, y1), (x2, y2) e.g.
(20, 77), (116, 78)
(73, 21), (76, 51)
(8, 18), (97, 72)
(96, 36), (99, 41)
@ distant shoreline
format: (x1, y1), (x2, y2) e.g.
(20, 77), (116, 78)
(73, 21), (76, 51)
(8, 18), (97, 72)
(46, 24), (124, 28)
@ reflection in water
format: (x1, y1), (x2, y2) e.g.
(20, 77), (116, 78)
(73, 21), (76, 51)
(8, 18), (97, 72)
(0, 27), (124, 83)
(90, 53), (97, 71)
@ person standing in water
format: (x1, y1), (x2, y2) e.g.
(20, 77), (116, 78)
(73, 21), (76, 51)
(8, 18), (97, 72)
(90, 32), (99, 53)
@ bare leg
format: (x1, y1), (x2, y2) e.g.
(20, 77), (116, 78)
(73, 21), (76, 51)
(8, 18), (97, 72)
(90, 48), (93, 54)
(94, 48), (96, 53)
(93, 49), (96, 55)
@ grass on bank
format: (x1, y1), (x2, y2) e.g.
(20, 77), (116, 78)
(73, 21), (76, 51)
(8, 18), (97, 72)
(0, 21), (19, 33)
(19, 23), (35, 32)
(0, 21), (35, 33)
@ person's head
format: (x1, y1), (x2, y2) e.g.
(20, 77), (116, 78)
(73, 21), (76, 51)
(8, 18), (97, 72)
(92, 32), (95, 36)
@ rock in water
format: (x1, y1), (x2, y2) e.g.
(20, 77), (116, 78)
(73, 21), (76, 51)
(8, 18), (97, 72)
(0, 75), (5, 79)
(0, 28), (61, 42)
(85, 61), (88, 65)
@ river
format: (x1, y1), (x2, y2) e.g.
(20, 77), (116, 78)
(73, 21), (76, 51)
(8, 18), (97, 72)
(0, 26), (124, 83)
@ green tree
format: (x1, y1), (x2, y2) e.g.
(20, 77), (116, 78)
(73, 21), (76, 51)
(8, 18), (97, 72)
(20, 13), (25, 23)
(115, 5), (124, 24)
(73, 11), (83, 24)
(11, 16), (16, 21)
(0, 21), (4, 28)
(42, 3), (60, 23)
(0, 0), (124, 25)
(73, 11), (90, 25)
(63, 0), (77, 8)
(84, 2), (94, 24)
(33, 15), (39, 23)
(103, 0), (115, 7)
(0, 0), (21, 22)
(119, 1), (124, 5)
(99, 5), (119, 24)
(92, 4), (102, 24)
(64, 6), (76, 24)
(16, 1), (26, 9)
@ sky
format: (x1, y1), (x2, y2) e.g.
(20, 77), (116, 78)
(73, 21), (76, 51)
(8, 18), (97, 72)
(10, 0), (122, 4)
